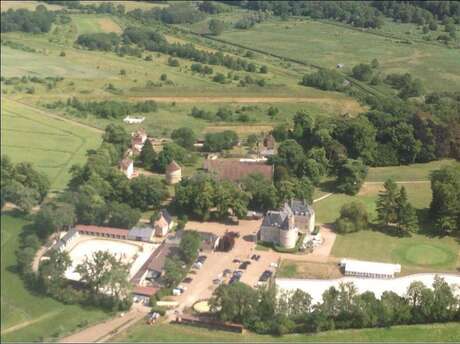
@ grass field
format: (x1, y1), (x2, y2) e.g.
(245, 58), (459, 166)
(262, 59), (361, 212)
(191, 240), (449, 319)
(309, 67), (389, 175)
(72, 14), (123, 35)
(0, 1), (62, 11)
(1, 98), (101, 191)
(218, 18), (460, 92)
(113, 321), (460, 342)
(0, 213), (109, 342)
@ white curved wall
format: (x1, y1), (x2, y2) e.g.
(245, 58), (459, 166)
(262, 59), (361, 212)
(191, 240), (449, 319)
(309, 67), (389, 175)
(276, 273), (460, 304)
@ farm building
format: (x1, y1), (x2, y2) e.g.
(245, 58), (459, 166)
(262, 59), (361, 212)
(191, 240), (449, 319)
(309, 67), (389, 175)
(119, 158), (134, 179)
(154, 209), (174, 237)
(128, 226), (155, 242)
(166, 160), (182, 185)
(75, 224), (129, 240)
(340, 259), (401, 279)
(124, 116), (145, 124)
(203, 159), (273, 182)
(131, 128), (148, 154)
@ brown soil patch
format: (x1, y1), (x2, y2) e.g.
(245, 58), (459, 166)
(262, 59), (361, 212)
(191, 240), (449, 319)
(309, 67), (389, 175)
(97, 18), (122, 34)
(279, 259), (343, 279)
(358, 183), (384, 196)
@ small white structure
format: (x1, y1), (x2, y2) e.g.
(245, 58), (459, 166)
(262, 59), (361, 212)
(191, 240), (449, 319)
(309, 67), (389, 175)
(120, 158), (134, 179)
(165, 160), (181, 185)
(56, 229), (79, 251)
(340, 259), (401, 279)
(124, 116), (145, 124)
(336, 63), (344, 69)
(153, 209), (174, 237)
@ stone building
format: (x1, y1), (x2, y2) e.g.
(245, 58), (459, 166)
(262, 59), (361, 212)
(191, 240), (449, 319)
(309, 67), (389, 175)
(165, 160), (181, 184)
(258, 203), (298, 249)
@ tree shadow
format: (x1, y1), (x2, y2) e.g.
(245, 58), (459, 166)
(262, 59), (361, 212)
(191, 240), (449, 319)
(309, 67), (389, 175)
(317, 179), (338, 194)
(370, 223), (411, 238)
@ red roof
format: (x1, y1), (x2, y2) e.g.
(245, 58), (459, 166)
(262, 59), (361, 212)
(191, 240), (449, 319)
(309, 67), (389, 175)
(75, 225), (129, 237)
(166, 160), (181, 172)
(133, 286), (158, 296)
(203, 160), (273, 182)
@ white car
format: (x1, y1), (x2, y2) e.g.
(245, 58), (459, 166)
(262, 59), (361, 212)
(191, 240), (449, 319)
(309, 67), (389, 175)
(270, 262), (278, 268)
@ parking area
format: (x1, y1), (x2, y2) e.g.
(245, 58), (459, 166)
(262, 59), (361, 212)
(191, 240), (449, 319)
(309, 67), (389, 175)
(169, 219), (339, 311)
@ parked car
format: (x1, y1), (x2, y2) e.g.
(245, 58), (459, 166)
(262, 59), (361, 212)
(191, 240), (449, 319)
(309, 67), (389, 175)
(197, 255), (207, 263)
(193, 262), (203, 269)
(259, 270), (272, 282)
(233, 270), (243, 278)
(270, 262), (278, 268)
(213, 278), (221, 285)
(229, 275), (241, 284)
(183, 277), (193, 283)
(233, 258), (241, 264)
(239, 262), (251, 270)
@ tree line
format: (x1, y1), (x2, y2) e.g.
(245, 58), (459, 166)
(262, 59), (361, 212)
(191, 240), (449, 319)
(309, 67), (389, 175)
(210, 277), (460, 335)
(75, 26), (266, 73)
(220, 1), (460, 29)
(1, 6), (62, 33)
(47, 97), (158, 119)
(189, 106), (252, 123)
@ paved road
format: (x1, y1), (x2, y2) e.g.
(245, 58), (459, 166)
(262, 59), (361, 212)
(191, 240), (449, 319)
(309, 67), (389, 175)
(59, 305), (149, 343)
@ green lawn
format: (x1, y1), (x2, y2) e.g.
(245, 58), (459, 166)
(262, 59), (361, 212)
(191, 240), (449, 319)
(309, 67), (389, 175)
(366, 160), (459, 182)
(114, 321), (460, 342)
(0, 213), (110, 342)
(72, 14), (122, 36)
(1, 98), (101, 191)
(219, 18), (460, 92)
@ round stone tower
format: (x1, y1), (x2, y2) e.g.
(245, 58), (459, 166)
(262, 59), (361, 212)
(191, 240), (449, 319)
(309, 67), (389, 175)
(279, 227), (298, 249)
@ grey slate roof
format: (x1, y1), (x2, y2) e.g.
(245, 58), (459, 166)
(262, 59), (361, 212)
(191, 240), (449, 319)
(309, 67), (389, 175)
(261, 203), (293, 230)
(290, 199), (314, 217)
(160, 209), (173, 225)
(128, 226), (154, 240)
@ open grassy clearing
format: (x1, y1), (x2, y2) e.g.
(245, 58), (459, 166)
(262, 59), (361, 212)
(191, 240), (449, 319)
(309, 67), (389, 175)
(0, 213), (109, 342)
(114, 321), (460, 342)
(278, 260), (342, 279)
(72, 14), (123, 35)
(1, 98), (101, 191)
(218, 18), (460, 92)
(366, 160), (459, 182)
(312, 162), (460, 273)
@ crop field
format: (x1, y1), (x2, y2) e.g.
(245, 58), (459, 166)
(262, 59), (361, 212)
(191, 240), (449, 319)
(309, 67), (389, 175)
(219, 18), (460, 92)
(0, 214), (109, 342)
(1, 99), (101, 191)
(113, 322), (460, 342)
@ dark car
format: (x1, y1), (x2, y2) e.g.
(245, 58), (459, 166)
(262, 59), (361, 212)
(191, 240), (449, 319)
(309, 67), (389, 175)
(259, 270), (272, 282)
(251, 254), (257, 260)
(233, 270), (243, 278)
(238, 262), (249, 270)
(255, 255), (261, 261)
(223, 269), (232, 276)
(244, 260), (251, 265)
(183, 277), (193, 283)
(229, 276), (240, 284)
(197, 255), (207, 263)
(233, 258), (241, 264)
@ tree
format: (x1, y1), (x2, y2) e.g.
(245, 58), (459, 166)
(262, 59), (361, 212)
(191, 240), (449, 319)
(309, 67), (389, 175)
(171, 127), (196, 149)
(38, 249), (72, 297)
(210, 282), (259, 324)
(179, 230), (202, 264)
(430, 166), (460, 234)
(1, 181), (39, 213)
(376, 178), (399, 226)
(336, 159), (367, 195)
(128, 175), (168, 211)
(209, 19), (225, 35)
(139, 140), (157, 171)
(276, 177), (314, 204)
(215, 180), (249, 219)
(163, 256), (185, 288)
(352, 63), (373, 82)
(335, 202), (369, 233)
(107, 202), (140, 229)
(102, 124), (130, 156)
(155, 142), (188, 172)
(274, 139), (305, 177)
(203, 131), (238, 152)
(371, 58), (379, 69)
(35, 201), (76, 238)
(395, 186), (418, 234)
(242, 173), (279, 212)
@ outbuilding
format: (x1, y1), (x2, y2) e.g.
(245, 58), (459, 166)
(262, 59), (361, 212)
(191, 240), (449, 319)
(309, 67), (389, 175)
(340, 259), (401, 279)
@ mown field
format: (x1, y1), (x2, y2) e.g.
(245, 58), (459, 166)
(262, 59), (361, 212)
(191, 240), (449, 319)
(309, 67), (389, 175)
(218, 18), (460, 92)
(0, 213), (110, 342)
(113, 321), (460, 342)
(1, 98), (101, 191)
